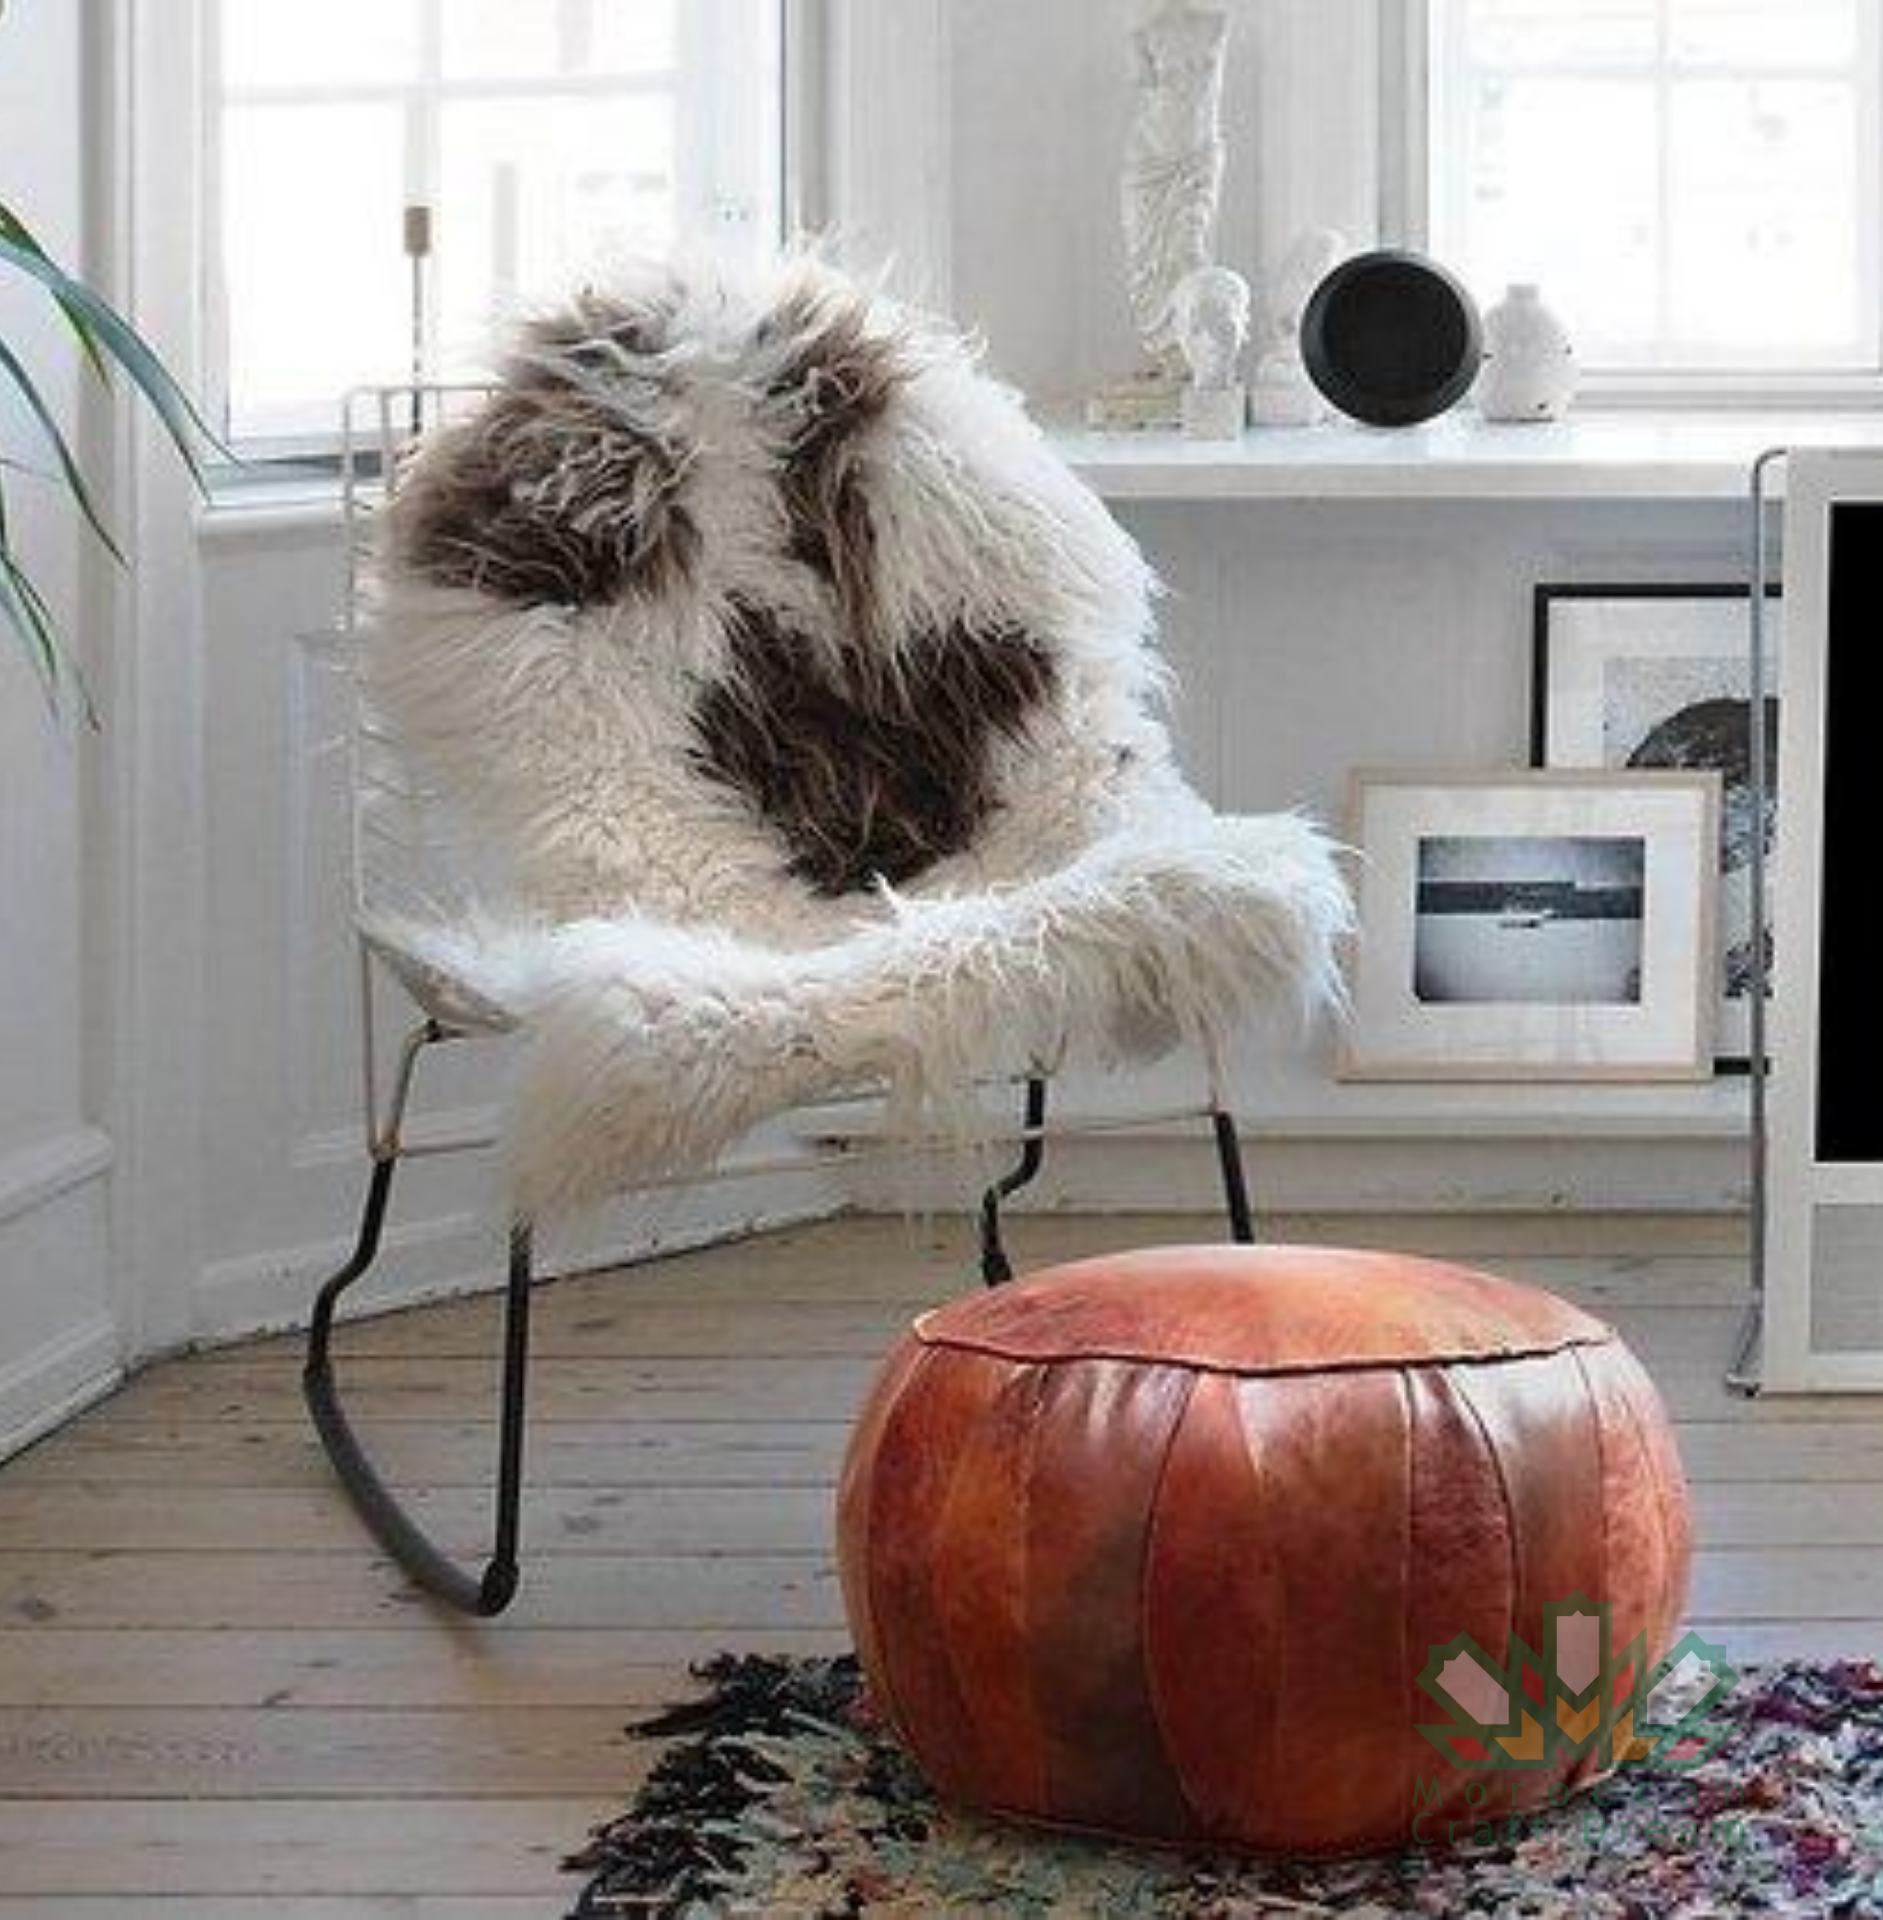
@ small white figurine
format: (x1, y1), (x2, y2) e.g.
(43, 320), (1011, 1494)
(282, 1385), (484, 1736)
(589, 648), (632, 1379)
(1090, 0), (1233, 431)
(1478, 284), (1578, 423)
(1249, 228), (1346, 429)
(1173, 264), (1250, 439)
(1122, 0), (1232, 371)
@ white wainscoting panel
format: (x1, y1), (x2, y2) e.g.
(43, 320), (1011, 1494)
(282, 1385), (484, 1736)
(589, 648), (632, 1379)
(0, 1135), (119, 1458)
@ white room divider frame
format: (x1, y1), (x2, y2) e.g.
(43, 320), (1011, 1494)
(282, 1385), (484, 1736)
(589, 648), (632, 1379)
(1761, 448), (1883, 1392)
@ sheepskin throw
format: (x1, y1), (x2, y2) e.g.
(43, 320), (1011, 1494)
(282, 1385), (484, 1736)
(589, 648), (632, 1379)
(359, 256), (1350, 1219)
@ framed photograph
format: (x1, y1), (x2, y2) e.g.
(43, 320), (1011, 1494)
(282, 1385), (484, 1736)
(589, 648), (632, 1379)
(1341, 771), (1721, 1084)
(1533, 584), (1781, 1070)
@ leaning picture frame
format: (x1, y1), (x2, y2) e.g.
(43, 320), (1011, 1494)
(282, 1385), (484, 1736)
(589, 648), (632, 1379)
(1532, 583), (1782, 1072)
(1340, 770), (1721, 1085)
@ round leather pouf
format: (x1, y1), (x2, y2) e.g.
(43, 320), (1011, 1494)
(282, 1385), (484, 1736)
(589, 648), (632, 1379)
(836, 1245), (1692, 1857)
(1301, 249), (1483, 427)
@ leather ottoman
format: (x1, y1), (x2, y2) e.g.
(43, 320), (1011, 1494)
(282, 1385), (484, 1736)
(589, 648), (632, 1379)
(835, 1244), (1692, 1856)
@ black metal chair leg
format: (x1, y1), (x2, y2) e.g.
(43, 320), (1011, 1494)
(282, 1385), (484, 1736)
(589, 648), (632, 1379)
(1212, 1109), (1257, 1245)
(304, 1159), (534, 1618)
(981, 1076), (1049, 1286)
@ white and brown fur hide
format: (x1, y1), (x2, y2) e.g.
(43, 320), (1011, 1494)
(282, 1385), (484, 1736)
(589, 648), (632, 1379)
(360, 255), (1350, 1219)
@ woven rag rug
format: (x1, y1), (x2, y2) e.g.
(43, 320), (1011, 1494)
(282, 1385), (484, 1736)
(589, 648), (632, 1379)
(563, 1652), (1883, 1918)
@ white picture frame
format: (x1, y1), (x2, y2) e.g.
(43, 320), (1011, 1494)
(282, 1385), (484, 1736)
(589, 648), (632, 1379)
(1341, 770), (1721, 1085)
(1765, 451), (1883, 1393)
(1532, 584), (1781, 1073)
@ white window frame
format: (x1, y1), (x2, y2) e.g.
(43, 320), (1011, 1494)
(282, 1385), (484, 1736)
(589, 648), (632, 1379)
(200, 0), (806, 464)
(1388, 0), (1883, 408)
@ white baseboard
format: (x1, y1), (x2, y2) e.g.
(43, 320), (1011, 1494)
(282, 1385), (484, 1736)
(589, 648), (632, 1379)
(839, 1131), (1750, 1218)
(0, 1312), (121, 1462)
(0, 1129), (120, 1463)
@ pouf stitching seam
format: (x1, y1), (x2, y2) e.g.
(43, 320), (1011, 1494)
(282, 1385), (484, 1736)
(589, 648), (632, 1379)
(1135, 1366), (1202, 1832)
(906, 1328), (1618, 1379)
(855, 1341), (943, 1760)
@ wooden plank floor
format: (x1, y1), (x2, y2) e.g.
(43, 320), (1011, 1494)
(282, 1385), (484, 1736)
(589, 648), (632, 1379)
(0, 1209), (1872, 1913)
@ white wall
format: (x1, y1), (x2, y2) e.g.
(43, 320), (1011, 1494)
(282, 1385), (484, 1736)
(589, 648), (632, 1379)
(0, 0), (120, 1450)
(950, 0), (1381, 406)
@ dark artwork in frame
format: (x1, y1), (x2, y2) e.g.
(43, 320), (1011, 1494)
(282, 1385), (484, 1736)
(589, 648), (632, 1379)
(1531, 583), (1780, 1074)
(1815, 503), (1883, 1164)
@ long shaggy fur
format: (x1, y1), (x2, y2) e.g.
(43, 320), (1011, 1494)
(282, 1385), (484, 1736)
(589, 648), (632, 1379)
(360, 254), (1351, 1219)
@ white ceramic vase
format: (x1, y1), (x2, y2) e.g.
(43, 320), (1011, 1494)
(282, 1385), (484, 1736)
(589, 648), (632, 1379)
(1478, 284), (1578, 424)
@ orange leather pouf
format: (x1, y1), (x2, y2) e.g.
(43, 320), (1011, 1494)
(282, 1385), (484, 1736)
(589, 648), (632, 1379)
(836, 1245), (1692, 1857)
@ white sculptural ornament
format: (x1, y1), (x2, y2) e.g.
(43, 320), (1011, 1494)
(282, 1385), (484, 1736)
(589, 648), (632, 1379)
(1478, 284), (1579, 423)
(1249, 227), (1346, 430)
(1173, 265), (1250, 439)
(1124, 0), (1230, 370)
(1089, 0), (1232, 431)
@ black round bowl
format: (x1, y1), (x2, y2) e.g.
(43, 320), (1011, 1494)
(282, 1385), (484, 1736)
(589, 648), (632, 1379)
(1300, 251), (1483, 429)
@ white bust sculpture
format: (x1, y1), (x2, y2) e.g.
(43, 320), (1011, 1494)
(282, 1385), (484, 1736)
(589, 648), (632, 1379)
(1173, 264), (1250, 388)
(1250, 227), (1346, 429)
(1122, 0), (1231, 373)
(1173, 264), (1249, 438)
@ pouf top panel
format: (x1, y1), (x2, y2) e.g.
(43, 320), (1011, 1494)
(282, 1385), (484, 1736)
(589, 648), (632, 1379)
(913, 1245), (1613, 1376)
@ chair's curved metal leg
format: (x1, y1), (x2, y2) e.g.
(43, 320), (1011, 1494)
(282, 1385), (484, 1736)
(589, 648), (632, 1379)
(303, 1159), (534, 1618)
(1212, 1109), (1257, 1245)
(981, 1076), (1049, 1287)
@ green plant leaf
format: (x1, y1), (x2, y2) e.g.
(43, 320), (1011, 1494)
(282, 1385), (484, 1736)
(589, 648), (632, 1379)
(0, 482), (59, 703)
(0, 332), (126, 563)
(1, 549), (60, 694)
(0, 202), (111, 384)
(0, 231), (223, 485)
(0, 475), (49, 672)
(0, 481), (95, 724)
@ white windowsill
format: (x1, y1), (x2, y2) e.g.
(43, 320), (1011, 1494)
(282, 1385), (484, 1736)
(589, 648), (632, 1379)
(197, 481), (356, 546)
(195, 407), (1883, 547)
(1053, 408), (1883, 503)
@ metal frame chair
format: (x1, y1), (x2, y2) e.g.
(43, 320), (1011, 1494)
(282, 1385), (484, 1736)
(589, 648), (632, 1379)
(303, 386), (1260, 1618)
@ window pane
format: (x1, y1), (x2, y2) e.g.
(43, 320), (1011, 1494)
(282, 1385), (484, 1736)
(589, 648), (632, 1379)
(221, 104), (411, 440)
(1669, 0), (1861, 66)
(1448, 78), (1661, 356)
(1430, 0), (1882, 373)
(1456, 0), (1658, 69)
(1668, 80), (1866, 359)
(221, 0), (422, 90)
(434, 96), (678, 371)
(442, 0), (677, 80)
(212, 0), (783, 446)
(590, 2), (681, 73)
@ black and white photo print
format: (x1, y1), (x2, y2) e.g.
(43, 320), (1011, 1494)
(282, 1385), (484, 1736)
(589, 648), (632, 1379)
(1413, 835), (1647, 1007)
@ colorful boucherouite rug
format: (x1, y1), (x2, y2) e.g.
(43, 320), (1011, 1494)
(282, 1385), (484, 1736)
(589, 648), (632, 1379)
(564, 1655), (1883, 1918)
